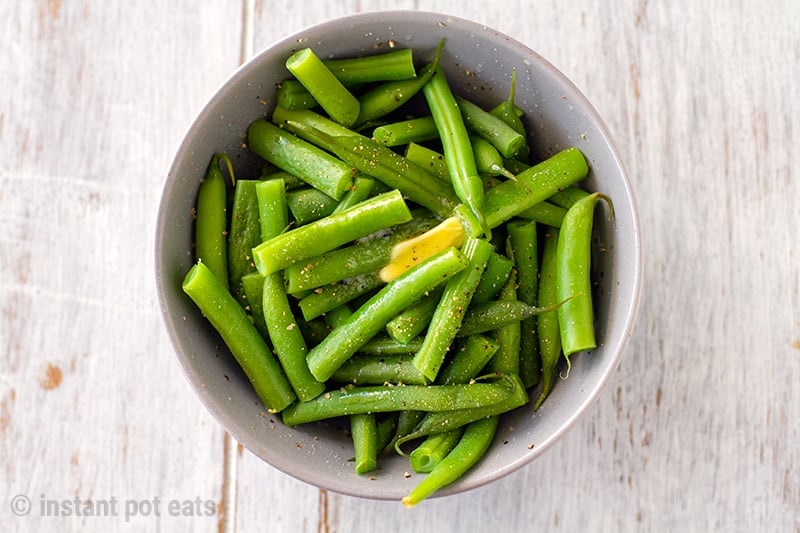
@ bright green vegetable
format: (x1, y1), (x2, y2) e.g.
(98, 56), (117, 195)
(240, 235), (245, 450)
(227, 180), (262, 301)
(404, 142), (448, 181)
(456, 95), (526, 158)
(251, 189), (412, 276)
(324, 48), (416, 85)
(409, 429), (463, 473)
(286, 188), (338, 225)
(306, 247), (469, 382)
(182, 262), (295, 412)
(507, 220), (540, 387)
(351, 413), (379, 474)
(534, 228), (562, 410)
(297, 272), (383, 321)
(555, 192), (613, 356)
(373, 117), (439, 147)
(285, 47), (360, 126)
(331, 354), (426, 386)
(195, 153), (232, 288)
(486, 270), (521, 375)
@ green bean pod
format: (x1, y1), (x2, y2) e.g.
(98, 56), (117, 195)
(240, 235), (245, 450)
(282, 376), (515, 426)
(404, 142), (448, 181)
(305, 247), (469, 382)
(456, 95), (526, 159)
(182, 262), (296, 412)
(227, 180), (262, 302)
(373, 117), (439, 147)
(402, 416), (499, 508)
(276, 79), (318, 111)
(331, 354), (426, 386)
(252, 189), (412, 276)
(285, 47), (360, 126)
(486, 270), (521, 376)
(298, 272), (383, 321)
(534, 228), (562, 410)
(351, 413), (379, 474)
(518, 201), (567, 228)
(471, 251), (514, 304)
(195, 153), (231, 288)
(384, 287), (443, 345)
(324, 48), (416, 85)
(555, 192), (613, 356)
(436, 335), (499, 385)
(409, 429), (463, 473)
(286, 188), (338, 225)
(507, 220), (540, 387)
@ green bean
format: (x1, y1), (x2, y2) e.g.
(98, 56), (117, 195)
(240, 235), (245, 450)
(281, 376), (514, 426)
(555, 192), (613, 356)
(272, 106), (358, 153)
(376, 413), (399, 455)
(518, 201), (567, 228)
(507, 220), (540, 387)
(247, 118), (354, 201)
(332, 176), (374, 213)
(412, 237), (493, 382)
(241, 271), (267, 337)
(456, 95), (526, 159)
(470, 135), (515, 179)
(276, 79), (318, 111)
(252, 189), (412, 276)
(404, 142), (448, 181)
(255, 178), (289, 240)
(436, 335), (499, 385)
(372, 117), (439, 147)
(548, 184), (591, 209)
(486, 270), (521, 375)
(286, 188), (338, 225)
(331, 354), (426, 386)
(484, 147), (589, 229)
(351, 413), (379, 474)
(354, 40), (443, 126)
(457, 300), (559, 338)
(359, 336), (424, 355)
(285, 47), (360, 127)
(384, 411), (426, 455)
(489, 69), (530, 161)
(261, 272), (326, 401)
(402, 416), (499, 508)
(534, 228), (562, 410)
(227, 180), (262, 302)
(394, 374), (526, 450)
(409, 428), (463, 473)
(182, 262), (296, 412)
(305, 247), (469, 382)
(325, 48), (416, 85)
(284, 120), (460, 218)
(195, 153), (231, 288)
(260, 169), (305, 190)
(471, 251), (514, 304)
(384, 287), (443, 345)
(298, 272), (383, 321)
(423, 66), (486, 233)
(283, 211), (438, 294)
(323, 303), (352, 329)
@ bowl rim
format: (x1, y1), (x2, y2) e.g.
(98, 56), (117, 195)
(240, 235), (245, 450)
(155, 9), (643, 500)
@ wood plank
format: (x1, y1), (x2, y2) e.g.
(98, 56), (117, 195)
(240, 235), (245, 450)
(0, 1), (242, 531)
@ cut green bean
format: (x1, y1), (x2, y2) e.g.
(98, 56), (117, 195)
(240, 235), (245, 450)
(284, 119), (460, 218)
(471, 135), (515, 179)
(507, 220), (540, 387)
(423, 66), (486, 232)
(518, 201), (567, 228)
(404, 142), (448, 181)
(534, 227), (562, 410)
(286, 188), (338, 225)
(436, 335), (499, 385)
(456, 95), (526, 159)
(195, 153), (231, 288)
(385, 287), (443, 345)
(486, 270), (521, 375)
(305, 247), (469, 382)
(282, 376), (514, 426)
(325, 48), (416, 85)
(457, 300), (558, 338)
(556, 192), (613, 356)
(384, 410), (426, 455)
(284, 211), (438, 293)
(402, 416), (499, 508)
(255, 178), (289, 240)
(182, 262), (295, 412)
(373, 117), (439, 147)
(359, 336), (424, 355)
(351, 413), (379, 474)
(489, 69), (530, 161)
(409, 428), (463, 473)
(484, 147), (589, 229)
(471, 251), (514, 304)
(285, 47), (360, 126)
(276, 79), (318, 111)
(260, 169), (305, 190)
(548, 184), (591, 209)
(247, 118), (354, 201)
(354, 40), (443, 126)
(395, 374), (526, 450)
(227, 180), (262, 302)
(332, 176), (374, 213)
(413, 237), (493, 382)
(241, 271), (267, 337)
(298, 272), (383, 321)
(252, 189), (412, 276)
(331, 354), (426, 386)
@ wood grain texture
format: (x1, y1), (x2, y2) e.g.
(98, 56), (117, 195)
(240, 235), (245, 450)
(1, 0), (798, 532)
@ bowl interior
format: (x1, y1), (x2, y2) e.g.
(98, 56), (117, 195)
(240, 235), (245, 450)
(156, 11), (641, 500)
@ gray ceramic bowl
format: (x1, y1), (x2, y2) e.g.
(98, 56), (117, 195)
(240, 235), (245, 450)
(155, 11), (642, 500)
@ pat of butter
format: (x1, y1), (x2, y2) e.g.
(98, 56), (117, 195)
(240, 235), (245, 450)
(379, 216), (466, 282)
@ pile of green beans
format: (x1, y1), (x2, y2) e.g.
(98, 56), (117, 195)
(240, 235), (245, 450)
(181, 41), (613, 507)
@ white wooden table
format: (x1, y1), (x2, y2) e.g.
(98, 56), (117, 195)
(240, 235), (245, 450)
(2, 1), (798, 531)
